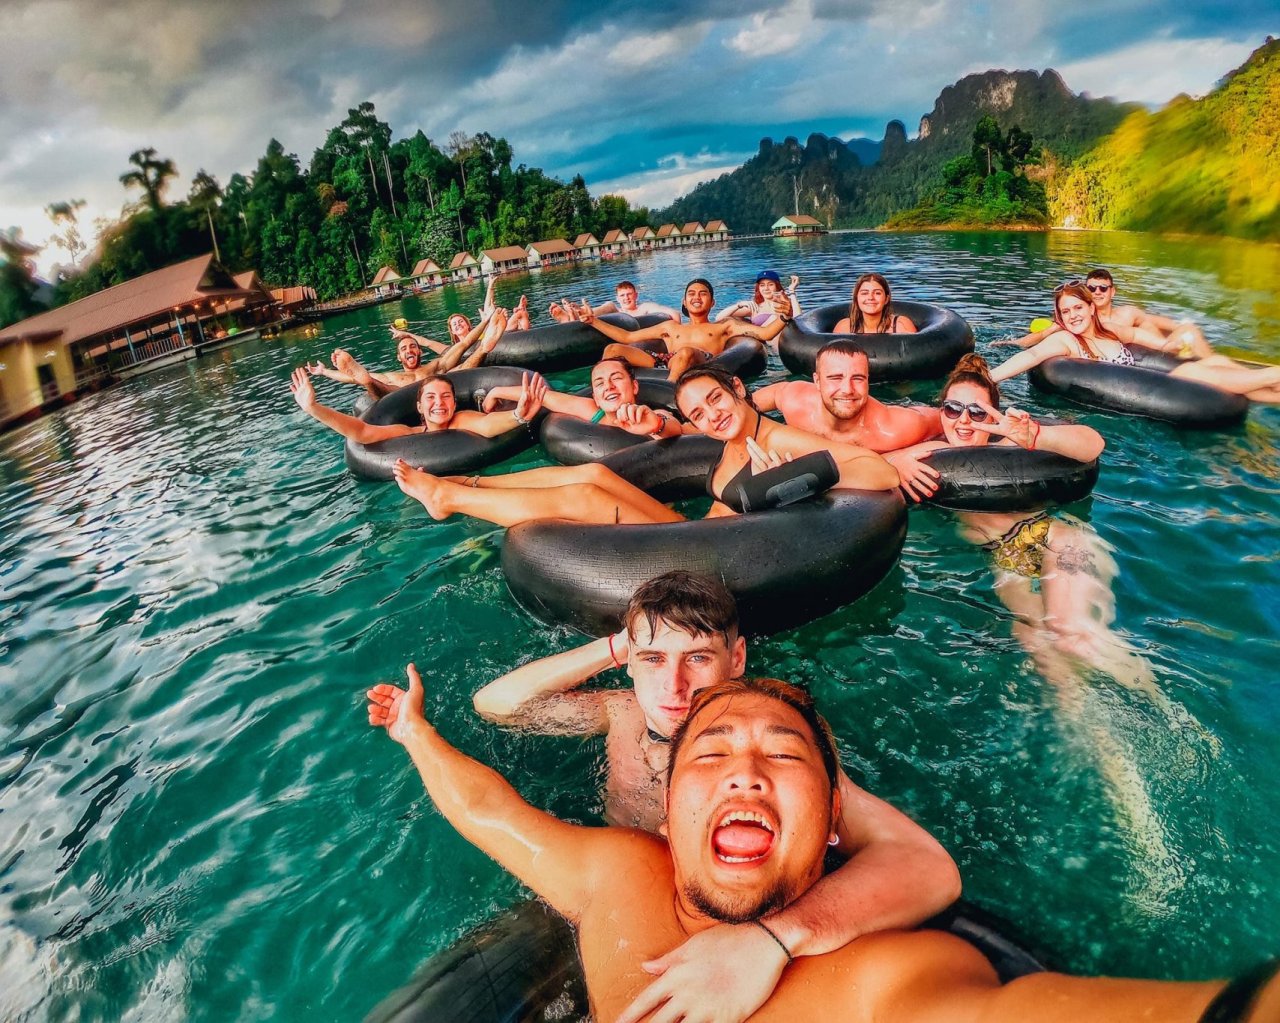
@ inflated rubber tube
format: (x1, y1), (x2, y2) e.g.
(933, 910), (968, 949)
(501, 437), (907, 636)
(778, 301), (975, 381)
(483, 313), (643, 372)
(352, 393), (375, 418)
(632, 338), (769, 390)
(539, 341), (770, 466)
(921, 446), (1100, 512)
(1028, 353), (1249, 428)
(362, 897), (1046, 1022)
(343, 367), (542, 481)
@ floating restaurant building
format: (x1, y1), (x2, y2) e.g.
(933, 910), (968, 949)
(771, 214), (826, 237)
(0, 253), (273, 429)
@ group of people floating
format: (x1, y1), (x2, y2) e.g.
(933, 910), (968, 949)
(292, 267), (1278, 1022)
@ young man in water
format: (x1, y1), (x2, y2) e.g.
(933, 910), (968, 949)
(581, 278), (791, 381)
(306, 310), (505, 398)
(466, 571), (960, 1022)
(1002, 268), (1213, 357)
(753, 339), (944, 500)
(551, 280), (682, 324)
(368, 673), (1261, 1023)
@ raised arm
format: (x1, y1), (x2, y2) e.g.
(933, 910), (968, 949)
(306, 360), (358, 384)
(443, 309), (505, 373)
(369, 664), (623, 920)
(969, 401), (1105, 462)
(289, 367), (412, 444)
(454, 371), (545, 437)
(725, 295), (794, 344)
(787, 275), (802, 317)
(989, 332), (1075, 383)
(472, 634), (620, 733)
(580, 304), (671, 344)
(481, 371), (598, 419)
(714, 300), (752, 323)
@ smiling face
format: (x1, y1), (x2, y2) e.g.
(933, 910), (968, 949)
(590, 359), (639, 412)
(1085, 275), (1113, 309)
(627, 619), (745, 737)
(756, 279), (780, 302)
(615, 284), (639, 311)
(417, 378), (457, 427)
(683, 281), (714, 318)
(396, 337), (422, 370)
(814, 349), (870, 421)
(940, 380), (994, 447)
(855, 278), (889, 317)
(1055, 291), (1095, 337)
(676, 375), (750, 442)
(448, 314), (471, 340)
(665, 691), (835, 923)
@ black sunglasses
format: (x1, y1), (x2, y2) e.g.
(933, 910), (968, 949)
(941, 399), (991, 422)
(1086, 283), (1111, 293)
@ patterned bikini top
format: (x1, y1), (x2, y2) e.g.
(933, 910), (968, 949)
(1077, 337), (1135, 367)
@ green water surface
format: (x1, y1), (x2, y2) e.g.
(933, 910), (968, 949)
(1, 231), (1277, 1020)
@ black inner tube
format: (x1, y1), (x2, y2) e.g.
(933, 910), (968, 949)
(501, 436), (906, 637)
(921, 445), (1100, 512)
(343, 366), (542, 481)
(1029, 355), (1249, 429)
(779, 301), (975, 381)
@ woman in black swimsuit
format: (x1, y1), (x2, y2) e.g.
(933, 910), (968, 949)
(390, 367), (897, 526)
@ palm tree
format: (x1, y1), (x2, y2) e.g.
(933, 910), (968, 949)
(119, 148), (178, 213)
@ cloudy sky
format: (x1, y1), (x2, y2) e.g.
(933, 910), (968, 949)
(2, 0), (1274, 273)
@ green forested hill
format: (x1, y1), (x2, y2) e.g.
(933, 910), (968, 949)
(658, 68), (1137, 231)
(1048, 38), (1280, 240)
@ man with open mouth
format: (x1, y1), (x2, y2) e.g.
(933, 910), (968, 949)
(366, 674), (1262, 1023)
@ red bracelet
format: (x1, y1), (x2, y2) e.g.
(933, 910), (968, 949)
(608, 634), (622, 668)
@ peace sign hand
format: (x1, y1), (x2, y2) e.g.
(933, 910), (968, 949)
(967, 401), (1040, 449)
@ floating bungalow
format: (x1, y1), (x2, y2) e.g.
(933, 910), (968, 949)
(408, 259), (445, 291)
(526, 239), (576, 269)
(448, 252), (481, 282)
(630, 226), (657, 251)
(600, 229), (629, 256)
(480, 246), (529, 276)
(0, 253), (274, 429)
(655, 224), (681, 249)
(573, 233), (603, 260)
(369, 266), (403, 297)
(771, 214), (826, 237)
(704, 220), (731, 242)
(679, 222), (704, 246)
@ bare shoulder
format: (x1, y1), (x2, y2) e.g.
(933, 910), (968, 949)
(602, 690), (641, 730)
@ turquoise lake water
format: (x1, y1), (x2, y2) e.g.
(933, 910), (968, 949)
(1, 231), (1278, 1020)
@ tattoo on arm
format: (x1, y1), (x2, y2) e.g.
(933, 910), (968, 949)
(1055, 544), (1099, 577)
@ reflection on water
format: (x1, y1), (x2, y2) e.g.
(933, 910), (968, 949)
(1, 231), (1278, 1021)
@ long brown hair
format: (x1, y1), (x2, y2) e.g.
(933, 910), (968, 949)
(940, 353), (1001, 407)
(1054, 282), (1120, 358)
(849, 273), (896, 334)
(675, 366), (757, 413)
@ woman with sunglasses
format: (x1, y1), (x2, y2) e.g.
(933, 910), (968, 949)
(390, 366), (898, 527)
(991, 283), (1280, 402)
(832, 273), (917, 334)
(887, 355), (1165, 688)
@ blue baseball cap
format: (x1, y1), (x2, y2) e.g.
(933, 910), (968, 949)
(756, 270), (781, 285)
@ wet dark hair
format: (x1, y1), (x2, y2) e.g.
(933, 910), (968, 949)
(673, 366), (756, 415)
(849, 273), (896, 334)
(624, 570), (739, 647)
(667, 677), (840, 794)
(815, 339), (868, 369)
(681, 278), (715, 316)
(940, 353), (1000, 407)
(592, 357), (637, 381)
(1085, 268), (1114, 284)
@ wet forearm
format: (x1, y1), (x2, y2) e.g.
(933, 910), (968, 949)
(473, 637), (614, 723)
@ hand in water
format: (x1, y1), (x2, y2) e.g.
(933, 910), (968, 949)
(290, 367), (317, 411)
(366, 664), (428, 745)
(746, 436), (791, 472)
(614, 921), (789, 1023)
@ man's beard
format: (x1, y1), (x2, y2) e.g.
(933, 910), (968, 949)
(681, 876), (791, 924)
(823, 397), (864, 421)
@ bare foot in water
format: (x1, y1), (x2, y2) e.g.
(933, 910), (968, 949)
(393, 458), (452, 519)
